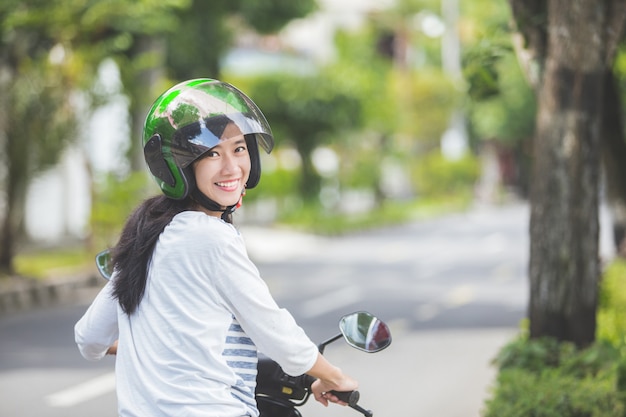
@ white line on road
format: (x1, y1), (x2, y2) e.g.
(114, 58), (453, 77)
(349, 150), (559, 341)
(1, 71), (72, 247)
(45, 372), (116, 407)
(300, 286), (362, 318)
(444, 285), (474, 308)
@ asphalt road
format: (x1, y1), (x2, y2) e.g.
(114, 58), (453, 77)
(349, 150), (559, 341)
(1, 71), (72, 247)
(0, 202), (534, 417)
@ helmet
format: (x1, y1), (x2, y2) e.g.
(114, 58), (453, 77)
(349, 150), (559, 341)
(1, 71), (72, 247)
(143, 78), (274, 200)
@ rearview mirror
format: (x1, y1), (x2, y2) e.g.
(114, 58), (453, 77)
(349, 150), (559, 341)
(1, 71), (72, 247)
(339, 311), (392, 353)
(95, 249), (113, 280)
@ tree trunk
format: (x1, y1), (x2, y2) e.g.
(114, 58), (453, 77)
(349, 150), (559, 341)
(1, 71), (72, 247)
(527, 0), (607, 348)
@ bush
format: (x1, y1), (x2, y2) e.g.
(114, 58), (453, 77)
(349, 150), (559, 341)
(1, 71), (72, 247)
(485, 336), (624, 417)
(484, 305), (626, 416)
(411, 152), (480, 198)
(598, 259), (626, 348)
(484, 367), (623, 417)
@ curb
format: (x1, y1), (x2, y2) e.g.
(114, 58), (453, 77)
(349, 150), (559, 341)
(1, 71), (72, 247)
(0, 273), (102, 315)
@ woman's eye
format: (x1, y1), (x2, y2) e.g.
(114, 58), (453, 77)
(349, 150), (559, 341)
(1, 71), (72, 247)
(235, 146), (247, 153)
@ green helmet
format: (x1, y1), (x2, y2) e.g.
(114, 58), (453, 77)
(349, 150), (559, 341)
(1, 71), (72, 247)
(143, 78), (274, 200)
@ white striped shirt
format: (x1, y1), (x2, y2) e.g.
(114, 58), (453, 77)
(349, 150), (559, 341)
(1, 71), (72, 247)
(75, 211), (319, 417)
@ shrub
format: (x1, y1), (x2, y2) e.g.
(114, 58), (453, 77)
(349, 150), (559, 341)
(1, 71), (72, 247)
(484, 335), (625, 417)
(597, 259), (626, 348)
(411, 151), (480, 198)
(484, 367), (623, 417)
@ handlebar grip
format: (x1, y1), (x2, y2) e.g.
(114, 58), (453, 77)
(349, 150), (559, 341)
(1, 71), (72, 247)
(330, 390), (360, 406)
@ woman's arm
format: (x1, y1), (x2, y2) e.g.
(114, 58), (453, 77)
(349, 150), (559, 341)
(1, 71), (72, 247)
(306, 353), (358, 406)
(74, 280), (119, 361)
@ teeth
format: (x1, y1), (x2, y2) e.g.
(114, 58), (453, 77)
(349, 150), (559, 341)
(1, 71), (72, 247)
(217, 180), (238, 188)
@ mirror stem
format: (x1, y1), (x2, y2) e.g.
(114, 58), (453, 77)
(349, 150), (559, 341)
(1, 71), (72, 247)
(318, 333), (343, 354)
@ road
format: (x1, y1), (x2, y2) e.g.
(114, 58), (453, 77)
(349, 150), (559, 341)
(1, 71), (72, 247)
(0, 202), (532, 417)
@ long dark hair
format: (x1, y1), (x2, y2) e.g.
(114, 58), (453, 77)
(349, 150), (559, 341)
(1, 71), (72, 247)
(111, 195), (189, 315)
(112, 189), (235, 315)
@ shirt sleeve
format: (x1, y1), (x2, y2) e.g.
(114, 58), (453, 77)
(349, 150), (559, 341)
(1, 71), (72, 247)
(74, 280), (119, 361)
(211, 235), (319, 377)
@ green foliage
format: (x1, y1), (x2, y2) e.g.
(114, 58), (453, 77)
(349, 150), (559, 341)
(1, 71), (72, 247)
(411, 151), (480, 197)
(486, 335), (625, 417)
(14, 248), (92, 280)
(391, 69), (460, 142)
(484, 260), (626, 417)
(167, 0), (316, 80)
(494, 335), (619, 377)
(484, 367), (623, 417)
(597, 260), (626, 348)
(467, 53), (536, 144)
(278, 195), (470, 236)
(463, 37), (512, 101)
(331, 27), (397, 133)
(90, 172), (157, 249)
(245, 165), (300, 203)
(237, 0), (317, 34)
(461, 0), (536, 152)
(338, 137), (386, 190)
(239, 73), (363, 200)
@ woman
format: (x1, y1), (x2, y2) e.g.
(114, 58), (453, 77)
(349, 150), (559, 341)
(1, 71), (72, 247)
(75, 79), (357, 417)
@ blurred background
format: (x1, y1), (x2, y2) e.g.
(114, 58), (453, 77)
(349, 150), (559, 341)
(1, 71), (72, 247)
(1, 0), (532, 262)
(2, 0), (626, 416)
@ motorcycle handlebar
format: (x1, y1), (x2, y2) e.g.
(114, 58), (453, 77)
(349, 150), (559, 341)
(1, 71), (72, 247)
(330, 390), (360, 407)
(303, 375), (360, 407)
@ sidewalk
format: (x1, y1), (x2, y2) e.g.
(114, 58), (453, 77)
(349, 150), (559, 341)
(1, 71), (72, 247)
(0, 270), (101, 315)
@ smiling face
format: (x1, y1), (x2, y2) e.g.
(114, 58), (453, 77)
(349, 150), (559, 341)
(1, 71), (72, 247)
(192, 133), (251, 217)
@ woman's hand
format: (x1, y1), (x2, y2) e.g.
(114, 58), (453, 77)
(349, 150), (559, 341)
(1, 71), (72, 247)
(106, 340), (118, 355)
(311, 376), (358, 407)
(306, 353), (358, 407)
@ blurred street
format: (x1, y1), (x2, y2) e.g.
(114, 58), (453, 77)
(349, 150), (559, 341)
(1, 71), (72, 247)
(2, 202), (533, 417)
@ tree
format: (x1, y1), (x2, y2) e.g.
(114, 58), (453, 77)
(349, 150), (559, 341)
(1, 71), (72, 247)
(121, 0), (318, 172)
(0, 0), (187, 274)
(246, 74), (362, 201)
(509, 0), (626, 347)
(0, 1), (84, 274)
(461, 2), (536, 197)
(0, 0), (315, 275)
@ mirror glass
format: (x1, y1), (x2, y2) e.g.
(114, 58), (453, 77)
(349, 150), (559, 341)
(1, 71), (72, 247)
(339, 311), (392, 353)
(95, 249), (113, 280)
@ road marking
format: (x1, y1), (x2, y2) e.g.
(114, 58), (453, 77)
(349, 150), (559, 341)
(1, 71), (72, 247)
(45, 372), (116, 407)
(300, 286), (361, 318)
(414, 285), (476, 322)
(444, 285), (474, 308)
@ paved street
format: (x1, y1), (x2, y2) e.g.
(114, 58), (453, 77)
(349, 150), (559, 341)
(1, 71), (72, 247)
(0, 202), (539, 417)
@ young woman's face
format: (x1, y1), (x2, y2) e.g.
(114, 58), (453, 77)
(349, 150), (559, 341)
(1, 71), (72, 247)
(192, 134), (251, 216)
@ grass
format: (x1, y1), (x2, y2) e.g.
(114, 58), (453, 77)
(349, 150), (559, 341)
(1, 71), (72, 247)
(13, 247), (94, 280)
(279, 193), (473, 235)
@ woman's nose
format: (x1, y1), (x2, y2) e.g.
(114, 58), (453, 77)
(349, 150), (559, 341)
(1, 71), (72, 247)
(221, 153), (240, 174)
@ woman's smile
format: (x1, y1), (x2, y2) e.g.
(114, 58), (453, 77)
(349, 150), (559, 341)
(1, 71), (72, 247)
(215, 179), (241, 191)
(193, 134), (251, 216)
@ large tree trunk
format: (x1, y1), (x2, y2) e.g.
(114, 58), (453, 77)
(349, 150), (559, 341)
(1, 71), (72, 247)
(527, 0), (608, 348)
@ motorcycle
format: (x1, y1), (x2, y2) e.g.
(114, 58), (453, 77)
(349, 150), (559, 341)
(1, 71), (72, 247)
(95, 250), (392, 417)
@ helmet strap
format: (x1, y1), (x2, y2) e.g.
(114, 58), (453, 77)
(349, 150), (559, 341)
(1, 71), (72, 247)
(190, 187), (239, 221)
